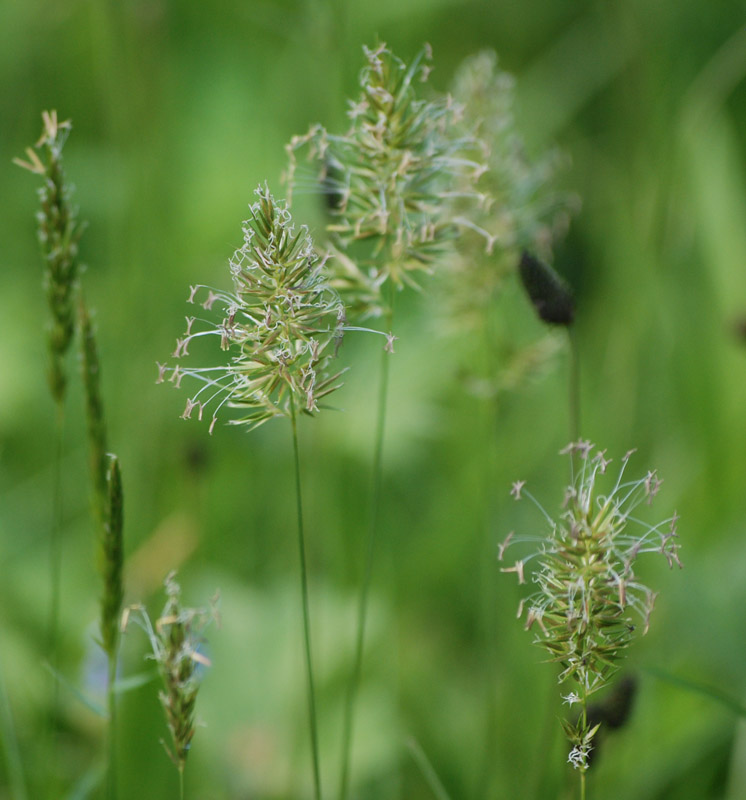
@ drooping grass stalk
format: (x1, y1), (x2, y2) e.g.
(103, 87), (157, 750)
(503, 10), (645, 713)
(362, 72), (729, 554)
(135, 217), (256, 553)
(289, 394), (323, 800)
(338, 303), (392, 800)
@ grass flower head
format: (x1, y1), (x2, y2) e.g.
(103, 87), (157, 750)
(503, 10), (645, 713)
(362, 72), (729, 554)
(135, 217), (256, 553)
(287, 43), (490, 318)
(15, 110), (85, 403)
(122, 573), (219, 776)
(159, 184), (345, 432)
(500, 442), (682, 770)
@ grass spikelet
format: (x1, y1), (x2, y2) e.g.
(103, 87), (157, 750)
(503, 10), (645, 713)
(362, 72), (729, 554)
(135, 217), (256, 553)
(123, 574), (218, 796)
(287, 42), (488, 319)
(158, 183), (345, 433)
(101, 455), (124, 659)
(500, 442), (682, 783)
(15, 110), (85, 403)
(79, 297), (109, 524)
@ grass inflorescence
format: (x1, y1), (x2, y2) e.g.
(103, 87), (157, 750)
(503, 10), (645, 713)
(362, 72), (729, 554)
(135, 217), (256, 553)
(123, 574), (219, 797)
(500, 442), (682, 782)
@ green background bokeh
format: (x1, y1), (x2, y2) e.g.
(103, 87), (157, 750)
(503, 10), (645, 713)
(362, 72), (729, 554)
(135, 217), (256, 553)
(2, 2), (746, 798)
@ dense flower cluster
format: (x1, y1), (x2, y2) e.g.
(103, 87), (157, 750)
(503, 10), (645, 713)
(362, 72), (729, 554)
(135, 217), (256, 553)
(287, 43), (491, 319)
(158, 185), (346, 432)
(500, 442), (682, 769)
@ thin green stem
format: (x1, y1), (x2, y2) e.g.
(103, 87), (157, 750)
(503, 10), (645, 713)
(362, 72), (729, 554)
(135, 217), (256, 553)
(46, 401), (65, 797)
(106, 649), (118, 800)
(474, 311), (499, 800)
(568, 328), (581, 443)
(49, 403), (64, 665)
(579, 690), (588, 800)
(289, 395), (322, 800)
(407, 738), (453, 800)
(0, 648), (27, 800)
(338, 301), (393, 800)
(178, 764), (184, 800)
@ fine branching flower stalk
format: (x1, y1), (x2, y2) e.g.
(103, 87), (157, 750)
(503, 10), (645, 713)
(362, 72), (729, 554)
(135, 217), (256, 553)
(122, 574), (218, 800)
(500, 443), (682, 797)
(159, 185), (340, 800)
(15, 111), (85, 792)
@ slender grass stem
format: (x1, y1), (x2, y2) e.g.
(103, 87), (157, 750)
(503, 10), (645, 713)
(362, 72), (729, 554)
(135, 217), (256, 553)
(178, 765), (184, 800)
(49, 403), (64, 664)
(580, 690), (588, 800)
(568, 328), (581, 443)
(474, 312), (500, 800)
(0, 649), (27, 800)
(106, 651), (118, 800)
(46, 401), (65, 796)
(338, 340), (390, 800)
(289, 395), (322, 800)
(407, 738), (453, 800)
(338, 298), (393, 800)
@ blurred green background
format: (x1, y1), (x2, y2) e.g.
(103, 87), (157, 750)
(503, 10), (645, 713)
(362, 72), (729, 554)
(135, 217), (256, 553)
(3, 1), (746, 798)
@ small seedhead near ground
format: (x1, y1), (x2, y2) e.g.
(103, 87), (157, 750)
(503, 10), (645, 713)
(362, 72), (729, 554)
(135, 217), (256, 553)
(123, 574), (219, 778)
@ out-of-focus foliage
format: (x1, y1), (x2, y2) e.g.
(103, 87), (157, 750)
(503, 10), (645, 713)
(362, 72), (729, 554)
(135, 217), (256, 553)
(3, 2), (746, 799)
